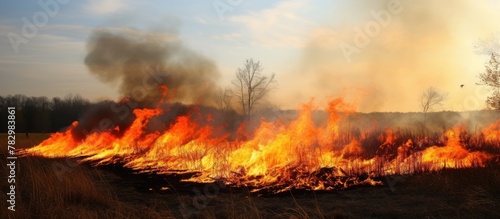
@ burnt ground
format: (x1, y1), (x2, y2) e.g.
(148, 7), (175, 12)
(1, 134), (500, 218)
(4, 155), (498, 219)
(96, 165), (500, 219)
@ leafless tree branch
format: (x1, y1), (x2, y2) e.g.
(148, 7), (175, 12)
(232, 59), (276, 118)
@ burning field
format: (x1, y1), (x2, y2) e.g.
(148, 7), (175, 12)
(7, 88), (500, 218)
(18, 87), (500, 194)
(2, 26), (497, 218)
(2, 1), (500, 216)
(16, 29), (500, 197)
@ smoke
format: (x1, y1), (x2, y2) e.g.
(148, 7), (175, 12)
(77, 28), (245, 139)
(84, 27), (220, 107)
(279, 0), (500, 112)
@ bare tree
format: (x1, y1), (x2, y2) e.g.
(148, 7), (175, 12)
(477, 52), (500, 109)
(474, 33), (500, 55)
(420, 87), (448, 114)
(232, 59), (276, 118)
(214, 87), (233, 112)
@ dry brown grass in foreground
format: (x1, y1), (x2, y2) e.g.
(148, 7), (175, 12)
(1, 134), (500, 218)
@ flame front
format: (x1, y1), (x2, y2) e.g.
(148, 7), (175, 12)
(21, 91), (500, 193)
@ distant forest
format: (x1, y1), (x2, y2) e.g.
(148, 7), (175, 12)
(1, 94), (499, 134)
(0, 94), (95, 133)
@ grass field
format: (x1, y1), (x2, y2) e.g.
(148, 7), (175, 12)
(1, 134), (500, 218)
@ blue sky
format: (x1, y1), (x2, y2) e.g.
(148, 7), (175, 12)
(0, 0), (329, 99)
(1, 0), (500, 112)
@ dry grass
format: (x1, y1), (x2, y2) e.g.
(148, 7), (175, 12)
(1, 134), (500, 218)
(0, 134), (176, 219)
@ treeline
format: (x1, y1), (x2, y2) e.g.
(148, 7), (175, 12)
(0, 94), (94, 133)
(2, 93), (499, 134)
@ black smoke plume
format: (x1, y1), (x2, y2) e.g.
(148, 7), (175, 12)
(84, 27), (219, 107)
(70, 27), (236, 139)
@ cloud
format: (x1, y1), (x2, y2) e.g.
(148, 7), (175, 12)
(86, 0), (129, 15)
(212, 32), (241, 41)
(45, 24), (92, 33)
(195, 17), (207, 24)
(224, 0), (315, 48)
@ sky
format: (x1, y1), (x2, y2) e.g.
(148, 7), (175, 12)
(1, 0), (500, 112)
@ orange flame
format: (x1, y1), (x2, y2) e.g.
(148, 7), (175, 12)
(482, 120), (500, 143)
(21, 88), (500, 193)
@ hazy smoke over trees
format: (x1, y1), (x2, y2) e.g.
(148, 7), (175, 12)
(276, 0), (500, 112)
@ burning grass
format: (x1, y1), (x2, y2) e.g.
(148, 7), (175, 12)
(7, 90), (500, 217)
(19, 96), (500, 194)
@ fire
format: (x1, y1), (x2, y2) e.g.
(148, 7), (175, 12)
(482, 120), (500, 143)
(421, 128), (492, 170)
(20, 88), (500, 193)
